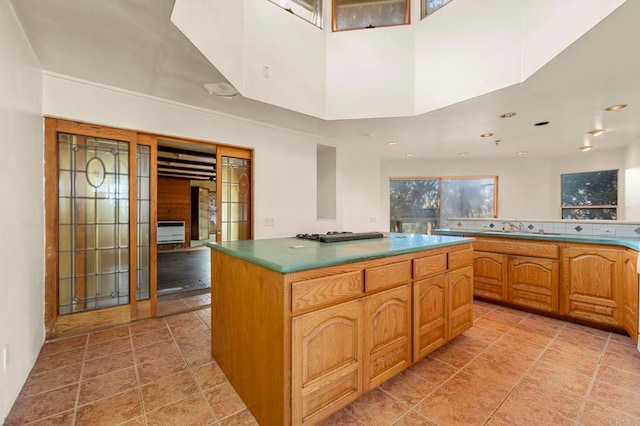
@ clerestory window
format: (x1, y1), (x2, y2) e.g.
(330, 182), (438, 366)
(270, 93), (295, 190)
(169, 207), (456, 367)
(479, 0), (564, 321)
(333, 0), (410, 32)
(421, 0), (452, 20)
(268, 0), (323, 28)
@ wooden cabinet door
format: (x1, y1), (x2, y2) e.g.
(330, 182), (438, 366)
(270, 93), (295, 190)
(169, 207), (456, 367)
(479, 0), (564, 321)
(508, 256), (559, 313)
(364, 284), (411, 390)
(292, 299), (363, 425)
(473, 251), (508, 301)
(622, 250), (639, 342)
(560, 246), (623, 326)
(449, 266), (474, 339)
(413, 274), (448, 361)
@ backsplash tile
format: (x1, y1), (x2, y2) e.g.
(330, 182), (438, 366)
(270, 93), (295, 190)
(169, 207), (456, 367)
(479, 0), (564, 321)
(444, 218), (640, 238)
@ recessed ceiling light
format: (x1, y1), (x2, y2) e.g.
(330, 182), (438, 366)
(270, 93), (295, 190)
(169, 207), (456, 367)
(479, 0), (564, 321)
(587, 129), (607, 137)
(387, 141), (398, 146)
(516, 151), (528, 156)
(578, 145), (594, 152)
(499, 112), (517, 119)
(405, 153), (415, 158)
(480, 132), (494, 138)
(534, 121), (550, 126)
(605, 104), (627, 112)
(459, 152), (470, 157)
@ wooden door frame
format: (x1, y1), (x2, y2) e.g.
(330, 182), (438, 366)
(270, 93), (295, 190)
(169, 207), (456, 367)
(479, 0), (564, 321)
(45, 118), (254, 338)
(45, 118), (139, 338)
(215, 146), (254, 243)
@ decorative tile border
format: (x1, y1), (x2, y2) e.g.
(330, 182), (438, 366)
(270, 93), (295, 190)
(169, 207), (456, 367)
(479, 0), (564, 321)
(446, 218), (640, 238)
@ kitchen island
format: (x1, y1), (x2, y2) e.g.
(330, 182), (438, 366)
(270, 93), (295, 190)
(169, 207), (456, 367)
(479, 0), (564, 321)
(207, 233), (474, 425)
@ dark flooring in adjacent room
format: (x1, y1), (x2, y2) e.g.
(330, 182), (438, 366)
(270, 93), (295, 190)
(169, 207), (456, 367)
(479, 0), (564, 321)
(5, 301), (640, 425)
(157, 247), (210, 297)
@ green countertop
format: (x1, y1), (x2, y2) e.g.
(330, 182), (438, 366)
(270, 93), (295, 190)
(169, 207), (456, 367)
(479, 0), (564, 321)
(435, 229), (640, 251)
(207, 233), (474, 273)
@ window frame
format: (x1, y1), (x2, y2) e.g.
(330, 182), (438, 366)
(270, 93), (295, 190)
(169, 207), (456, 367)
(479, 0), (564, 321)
(390, 175), (498, 232)
(267, 0), (323, 28)
(560, 169), (618, 220)
(421, 0), (453, 20)
(332, 0), (411, 32)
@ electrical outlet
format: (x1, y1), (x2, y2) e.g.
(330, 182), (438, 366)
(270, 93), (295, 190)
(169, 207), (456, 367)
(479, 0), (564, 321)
(263, 217), (275, 227)
(369, 216), (377, 223)
(262, 66), (270, 79)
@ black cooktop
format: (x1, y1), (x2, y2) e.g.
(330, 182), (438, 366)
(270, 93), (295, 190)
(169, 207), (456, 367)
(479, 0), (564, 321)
(295, 232), (385, 243)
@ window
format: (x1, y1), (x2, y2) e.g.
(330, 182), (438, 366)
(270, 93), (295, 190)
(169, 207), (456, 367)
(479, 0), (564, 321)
(421, 0), (452, 19)
(561, 170), (618, 220)
(390, 176), (497, 233)
(333, 0), (410, 32)
(268, 0), (323, 28)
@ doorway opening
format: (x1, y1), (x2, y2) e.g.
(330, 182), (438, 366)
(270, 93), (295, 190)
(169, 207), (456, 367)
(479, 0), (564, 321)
(156, 139), (217, 315)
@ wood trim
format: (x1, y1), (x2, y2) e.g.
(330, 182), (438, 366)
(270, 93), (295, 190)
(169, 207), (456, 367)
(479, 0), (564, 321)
(56, 305), (132, 336)
(129, 135), (138, 317)
(53, 119), (136, 143)
(138, 134), (159, 317)
(44, 118), (59, 339)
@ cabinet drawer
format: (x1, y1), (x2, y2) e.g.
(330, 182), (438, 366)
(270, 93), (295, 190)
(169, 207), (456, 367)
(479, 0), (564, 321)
(365, 261), (411, 293)
(474, 237), (559, 259)
(413, 253), (447, 279)
(448, 247), (474, 270)
(292, 271), (364, 314)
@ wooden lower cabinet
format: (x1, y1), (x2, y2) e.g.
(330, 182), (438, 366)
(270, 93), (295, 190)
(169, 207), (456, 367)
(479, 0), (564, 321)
(507, 256), (559, 313)
(413, 266), (474, 362)
(413, 274), (447, 360)
(473, 251), (507, 301)
(449, 266), (474, 339)
(560, 245), (623, 326)
(292, 299), (364, 425)
(364, 284), (412, 390)
(623, 250), (639, 340)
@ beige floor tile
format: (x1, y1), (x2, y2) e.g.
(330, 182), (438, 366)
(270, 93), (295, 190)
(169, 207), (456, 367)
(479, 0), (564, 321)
(489, 395), (573, 426)
(579, 399), (640, 426)
(589, 380), (640, 418)
(204, 382), (247, 420)
(193, 361), (228, 390)
(219, 408), (259, 425)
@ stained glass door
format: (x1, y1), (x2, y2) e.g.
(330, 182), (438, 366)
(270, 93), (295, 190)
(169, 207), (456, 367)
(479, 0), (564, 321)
(217, 148), (252, 242)
(45, 119), (151, 338)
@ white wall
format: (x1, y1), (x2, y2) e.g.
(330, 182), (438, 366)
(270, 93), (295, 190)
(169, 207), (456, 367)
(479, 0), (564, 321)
(624, 140), (640, 220)
(380, 148), (627, 228)
(43, 73), (383, 238)
(0, 1), (45, 422)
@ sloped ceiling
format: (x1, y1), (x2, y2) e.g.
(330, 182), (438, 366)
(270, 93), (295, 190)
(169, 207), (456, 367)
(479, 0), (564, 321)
(9, 0), (640, 159)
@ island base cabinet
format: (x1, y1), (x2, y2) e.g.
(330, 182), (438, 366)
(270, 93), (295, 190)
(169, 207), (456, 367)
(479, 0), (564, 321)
(507, 256), (559, 313)
(364, 284), (412, 390)
(622, 250), (639, 342)
(292, 299), (364, 425)
(560, 246), (623, 327)
(449, 266), (474, 339)
(413, 265), (474, 362)
(413, 274), (447, 361)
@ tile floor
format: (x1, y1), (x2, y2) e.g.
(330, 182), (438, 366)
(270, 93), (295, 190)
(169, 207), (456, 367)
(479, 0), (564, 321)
(156, 292), (211, 316)
(5, 301), (640, 425)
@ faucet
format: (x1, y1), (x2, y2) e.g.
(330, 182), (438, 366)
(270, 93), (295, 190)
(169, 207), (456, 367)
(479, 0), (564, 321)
(502, 221), (524, 233)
